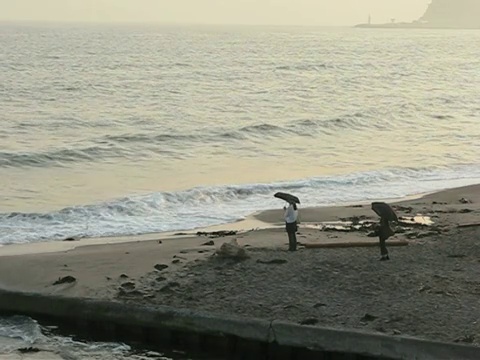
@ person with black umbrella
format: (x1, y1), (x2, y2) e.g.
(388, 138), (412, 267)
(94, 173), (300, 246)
(371, 202), (398, 261)
(275, 192), (300, 251)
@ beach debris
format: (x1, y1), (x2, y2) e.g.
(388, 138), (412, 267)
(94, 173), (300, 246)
(53, 275), (76, 285)
(398, 215), (434, 226)
(196, 230), (237, 238)
(299, 318), (319, 326)
(393, 205), (413, 213)
(216, 239), (249, 260)
(18, 347), (41, 354)
(154, 264), (169, 271)
(120, 282), (135, 290)
(360, 313), (378, 322)
(63, 236), (80, 241)
(256, 259), (288, 265)
(405, 230), (439, 239)
(454, 334), (475, 344)
(457, 222), (480, 228)
(459, 197), (472, 204)
(202, 240), (215, 246)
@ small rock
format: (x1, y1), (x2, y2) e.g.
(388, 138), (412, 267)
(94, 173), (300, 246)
(119, 274), (129, 279)
(158, 240), (163, 244)
(300, 318), (319, 326)
(160, 281), (180, 291)
(459, 209), (473, 214)
(393, 329), (402, 335)
(154, 264), (169, 271)
(120, 282), (135, 290)
(106, 276), (111, 281)
(459, 197), (471, 204)
(216, 239), (249, 260)
(360, 313), (377, 322)
(156, 276), (167, 282)
(172, 259), (181, 264)
(53, 276), (76, 285)
(313, 303), (327, 308)
(202, 240), (215, 246)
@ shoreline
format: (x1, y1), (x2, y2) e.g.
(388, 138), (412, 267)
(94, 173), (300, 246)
(0, 185), (451, 257)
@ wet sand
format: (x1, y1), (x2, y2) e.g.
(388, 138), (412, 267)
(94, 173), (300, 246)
(0, 184), (479, 346)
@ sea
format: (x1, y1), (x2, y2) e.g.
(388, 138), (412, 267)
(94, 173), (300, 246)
(0, 22), (479, 358)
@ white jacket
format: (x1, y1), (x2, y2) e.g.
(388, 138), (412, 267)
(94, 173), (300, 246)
(284, 204), (298, 224)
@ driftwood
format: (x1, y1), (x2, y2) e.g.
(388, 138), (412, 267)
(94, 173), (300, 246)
(303, 240), (409, 249)
(457, 223), (480, 228)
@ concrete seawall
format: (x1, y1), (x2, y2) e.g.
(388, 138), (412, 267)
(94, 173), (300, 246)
(0, 289), (478, 360)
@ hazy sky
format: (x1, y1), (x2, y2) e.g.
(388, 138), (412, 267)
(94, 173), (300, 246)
(1, 0), (431, 26)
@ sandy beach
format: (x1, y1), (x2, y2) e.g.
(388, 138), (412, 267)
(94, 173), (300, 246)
(0, 184), (479, 346)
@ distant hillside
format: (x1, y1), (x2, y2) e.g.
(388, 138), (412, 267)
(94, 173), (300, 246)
(356, 0), (480, 29)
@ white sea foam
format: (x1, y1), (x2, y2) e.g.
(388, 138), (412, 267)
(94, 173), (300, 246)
(1, 165), (479, 244)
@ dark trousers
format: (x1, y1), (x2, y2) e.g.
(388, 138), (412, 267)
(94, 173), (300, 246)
(286, 222), (297, 251)
(378, 217), (394, 256)
(379, 234), (388, 256)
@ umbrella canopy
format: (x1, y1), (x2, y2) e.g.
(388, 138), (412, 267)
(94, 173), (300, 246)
(371, 202), (398, 222)
(274, 192), (300, 204)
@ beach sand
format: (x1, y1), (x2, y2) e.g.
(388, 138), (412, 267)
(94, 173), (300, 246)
(0, 184), (479, 346)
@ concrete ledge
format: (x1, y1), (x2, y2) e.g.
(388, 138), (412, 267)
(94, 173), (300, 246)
(0, 289), (478, 360)
(272, 321), (480, 360)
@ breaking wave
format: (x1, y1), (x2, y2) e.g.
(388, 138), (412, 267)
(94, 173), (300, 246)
(1, 165), (479, 244)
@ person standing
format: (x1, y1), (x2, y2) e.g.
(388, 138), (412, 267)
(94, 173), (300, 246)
(284, 202), (299, 251)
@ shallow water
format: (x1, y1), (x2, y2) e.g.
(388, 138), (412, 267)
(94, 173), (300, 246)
(0, 315), (196, 359)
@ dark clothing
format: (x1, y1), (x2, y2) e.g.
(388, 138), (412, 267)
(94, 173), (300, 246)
(378, 217), (394, 256)
(286, 221), (298, 251)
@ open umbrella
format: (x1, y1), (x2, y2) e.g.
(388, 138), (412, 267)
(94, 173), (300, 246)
(371, 202), (398, 222)
(274, 192), (300, 204)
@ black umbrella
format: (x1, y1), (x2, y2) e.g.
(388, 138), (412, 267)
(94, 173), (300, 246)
(371, 202), (398, 222)
(274, 192), (300, 204)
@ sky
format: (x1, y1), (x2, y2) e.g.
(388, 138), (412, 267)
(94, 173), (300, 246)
(0, 0), (432, 26)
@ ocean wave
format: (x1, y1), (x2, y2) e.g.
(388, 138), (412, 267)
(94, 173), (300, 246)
(0, 145), (131, 168)
(1, 165), (479, 244)
(275, 63), (327, 72)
